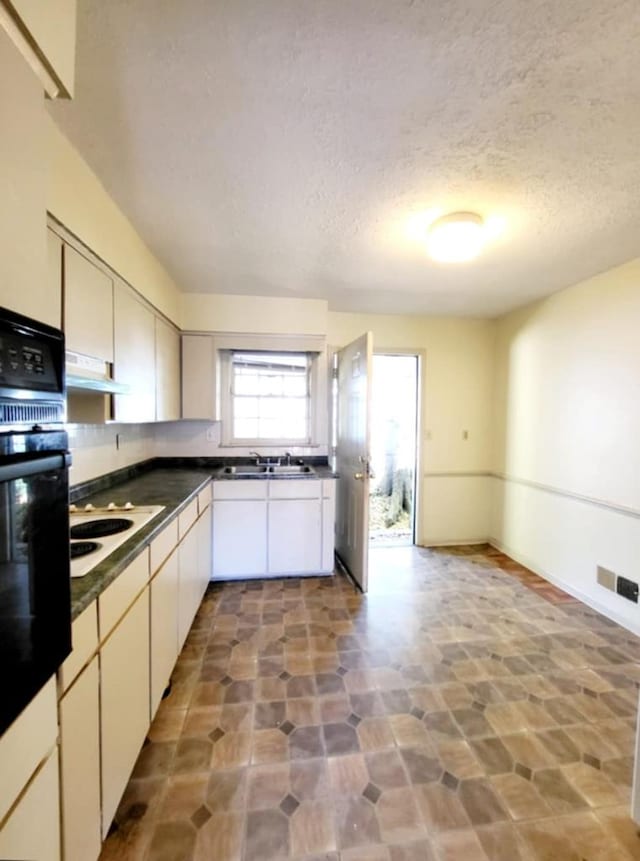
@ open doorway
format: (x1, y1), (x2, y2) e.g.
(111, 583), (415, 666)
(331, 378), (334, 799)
(369, 354), (418, 547)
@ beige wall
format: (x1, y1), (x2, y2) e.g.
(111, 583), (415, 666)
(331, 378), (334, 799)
(491, 259), (640, 633)
(47, 119), (183, 325)
(328, 312), (495, 545)
(182, 293), (328, 335)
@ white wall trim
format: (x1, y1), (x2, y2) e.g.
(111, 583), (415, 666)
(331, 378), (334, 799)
(424, 471), (492, 478)
(488, 536), (640, 638)
(492, 472), (640, 520)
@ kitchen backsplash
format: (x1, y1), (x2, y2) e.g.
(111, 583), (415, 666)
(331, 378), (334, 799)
(68, 420), (328, 486)
(67, 423), (155, 486)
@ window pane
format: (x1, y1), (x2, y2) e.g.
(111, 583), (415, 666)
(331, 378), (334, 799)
(234, 397), (259, 418)
(234, 418), (259, 438)
(230, 351), (312, 442)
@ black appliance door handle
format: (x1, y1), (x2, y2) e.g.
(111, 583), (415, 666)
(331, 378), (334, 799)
(0, 453), (69, 483)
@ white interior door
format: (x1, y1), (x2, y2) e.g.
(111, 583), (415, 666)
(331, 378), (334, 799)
(335, 332), (373, 591)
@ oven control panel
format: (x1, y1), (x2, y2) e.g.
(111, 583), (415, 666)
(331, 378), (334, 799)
(0, 332), (58, 391)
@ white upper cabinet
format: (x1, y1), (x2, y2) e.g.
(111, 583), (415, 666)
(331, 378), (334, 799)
(45, 228), (63, 328)
(181, 334), (217, 419)
(113, 284), (156, 422)
(155, 316), (181, 421)
(64, 244), (114, 362)
(1, 0), (77, 98)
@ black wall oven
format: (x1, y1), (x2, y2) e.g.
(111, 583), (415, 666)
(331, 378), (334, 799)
(0, 307), (71, 736)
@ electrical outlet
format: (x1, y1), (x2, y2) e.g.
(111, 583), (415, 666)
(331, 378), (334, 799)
(205, 425), (217, 443)
(462, 429), (469, 440)
(616, 575), (638, 603)
(597, 566), (616, 591)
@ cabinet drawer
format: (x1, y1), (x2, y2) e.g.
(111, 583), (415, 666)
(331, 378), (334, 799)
(269, 479), (321, 500)
(98, 550), (149, 641)
(213, 480), (268, 501)
(59, 601), (98, 694)
(178, 498), (198, 538)
(149, 519), (178, 575)
(197, 482), (212, 514)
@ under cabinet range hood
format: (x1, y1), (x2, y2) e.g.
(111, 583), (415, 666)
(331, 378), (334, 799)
(65, 351), (130, 395)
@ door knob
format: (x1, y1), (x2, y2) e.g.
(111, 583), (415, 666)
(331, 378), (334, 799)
(354, 472), (364, 480)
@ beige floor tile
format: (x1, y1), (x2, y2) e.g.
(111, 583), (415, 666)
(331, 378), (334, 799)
(328, 753), (369, 796)
(437, 740), (485, 779)
(595, 805), (640, 858)
(553, 810), (637, 861)
(290, 799), (337, 856)
(209, 730), (252, 769)
(490, 773), (552, 820)
(194, 810), (244, 861)
(388, 713), (434, 749)
(251, 729), (289, 764)
(358, 717), (396, 751)
(159, 773), (208, 820)
(436, 828), (490, 860)
(413, 783), (471, 832)
(99, 549), (640, 861)
(376, 786), (426, 844)
(561, 762), (624, 807)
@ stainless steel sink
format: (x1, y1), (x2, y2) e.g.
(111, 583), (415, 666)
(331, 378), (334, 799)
(268, 465), (315, 475)
(222, 465), (269, 475)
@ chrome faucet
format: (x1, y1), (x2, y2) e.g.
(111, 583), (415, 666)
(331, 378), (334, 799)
(249, 450), (263, 465)
(284, 451), (292, 466)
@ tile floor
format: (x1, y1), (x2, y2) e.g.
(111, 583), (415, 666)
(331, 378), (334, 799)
(99, 545), (640, 861)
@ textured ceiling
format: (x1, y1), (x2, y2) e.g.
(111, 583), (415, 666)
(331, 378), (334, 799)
(50, 0), (640, 316)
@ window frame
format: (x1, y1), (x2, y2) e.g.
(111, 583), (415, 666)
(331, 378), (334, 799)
(218, 340), (327, 448)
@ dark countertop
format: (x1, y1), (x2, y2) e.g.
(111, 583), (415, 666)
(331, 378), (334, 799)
(70, 468), (211, 621)
(68, 458), (337, 621)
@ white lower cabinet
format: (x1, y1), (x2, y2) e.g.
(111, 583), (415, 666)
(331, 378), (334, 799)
(196, 503), (213, 602)
(0, 677), (59, 861)
(59, 657), (101, 861)
(150, 547), (179, 717)
(0, 747), (61, 861)
(268, 498), (322, 573)
(178, 521), (199, 649)
(212, 477), (335, 579)
(100, 589), (150, 838)
(213, 498), (268, 577)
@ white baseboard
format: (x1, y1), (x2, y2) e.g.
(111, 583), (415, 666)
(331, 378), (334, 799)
(488, 537), (640, 638)
(418, 538), (490, 548)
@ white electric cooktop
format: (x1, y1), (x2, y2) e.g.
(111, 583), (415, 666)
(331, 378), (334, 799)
(69, 503), (165, 578)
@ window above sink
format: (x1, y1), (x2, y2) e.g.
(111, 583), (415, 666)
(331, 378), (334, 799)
(218, 342), (327, 449)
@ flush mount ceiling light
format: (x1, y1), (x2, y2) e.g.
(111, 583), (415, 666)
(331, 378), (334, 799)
(427, 212), (485, 263)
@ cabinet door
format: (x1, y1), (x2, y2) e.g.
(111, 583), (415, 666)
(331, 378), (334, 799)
(59, 657), (101, 861)
(64, 244), (114, 362)
(178, 524), (199, 649)
(46, 228), (62, 328)
(322, 496), (336, 572)
(150, 547), (179, 718)
(181, 335), (217, 419)
(100, 590), (150, 837)
(113, 284), (156, 422)
(196, 505), (212, 601)
(268, 499), (322, 574)
(212, 500), (267, 579)
(155, 316), (181, 421)
(0, 747), (60, 861)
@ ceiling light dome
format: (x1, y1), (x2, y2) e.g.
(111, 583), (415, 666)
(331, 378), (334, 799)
(427, 212), (485, 263)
